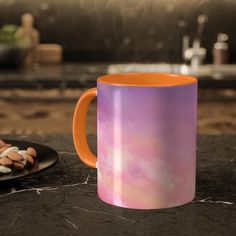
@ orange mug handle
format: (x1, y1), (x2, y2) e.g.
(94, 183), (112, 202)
(73, 87), (97, 168)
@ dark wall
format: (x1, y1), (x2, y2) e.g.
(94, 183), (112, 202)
(0, 0), (235, 62)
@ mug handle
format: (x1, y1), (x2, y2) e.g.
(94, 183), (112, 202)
(73, 87), (97, 168)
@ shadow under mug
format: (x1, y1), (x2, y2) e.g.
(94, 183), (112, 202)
(73, 73), (198, 209)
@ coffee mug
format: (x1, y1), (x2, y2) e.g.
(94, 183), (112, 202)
(73, 73), (197, 209)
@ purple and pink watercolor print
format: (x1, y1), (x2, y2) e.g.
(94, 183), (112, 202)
(97, 81), (197, 209)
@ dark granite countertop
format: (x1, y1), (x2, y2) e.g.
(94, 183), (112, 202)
(0, 63), (235, 89)
(0, 134), (235, 236)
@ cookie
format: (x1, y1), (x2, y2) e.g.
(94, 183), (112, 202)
(0, 146), (19, 158)
(27, 147), (37, 158)
(0, 157), (13, 167)
(5, 144), (12, 148)
(0, 139), (6, 148)
(26, 154), (34, 165)
(7, 151), (24, 162)
(13, 162), (24, 170)
(0, 147), (8, 154)
(0, 142), (38, 174)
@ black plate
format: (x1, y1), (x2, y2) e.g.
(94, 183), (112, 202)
(0, 139), (58, 181)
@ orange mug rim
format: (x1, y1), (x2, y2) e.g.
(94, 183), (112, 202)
(97, 72), (197, 87)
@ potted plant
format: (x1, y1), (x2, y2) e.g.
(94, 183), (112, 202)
(0, 24), (29, 68)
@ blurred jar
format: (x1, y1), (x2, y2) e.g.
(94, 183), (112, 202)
(212, 33), (229, 65)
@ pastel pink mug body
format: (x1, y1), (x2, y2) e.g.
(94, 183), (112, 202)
(73, 73), (198, 209)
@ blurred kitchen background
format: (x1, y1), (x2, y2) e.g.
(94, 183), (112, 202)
(0, 0), (235, 135)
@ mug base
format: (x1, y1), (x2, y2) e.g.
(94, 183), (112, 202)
(98, 194), (195, 210)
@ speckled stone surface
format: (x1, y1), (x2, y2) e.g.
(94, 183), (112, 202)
(0, 134), (235, 236)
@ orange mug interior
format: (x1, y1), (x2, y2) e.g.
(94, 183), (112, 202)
(98, 73), (197, 87)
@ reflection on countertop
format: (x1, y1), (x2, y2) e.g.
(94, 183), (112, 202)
(108, 63), (236, 76)
(0, 63), (235, 89)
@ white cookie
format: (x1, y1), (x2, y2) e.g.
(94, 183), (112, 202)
(0, 165), (12, 174)
(18, 150), (27, 166)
